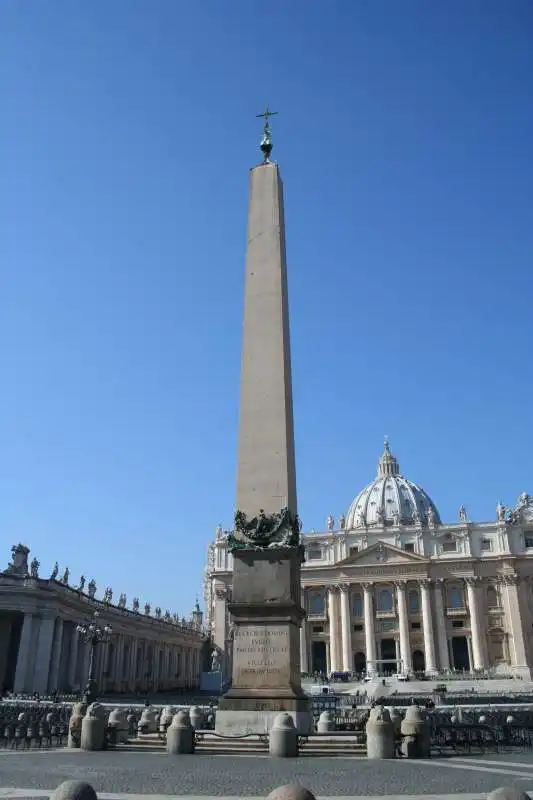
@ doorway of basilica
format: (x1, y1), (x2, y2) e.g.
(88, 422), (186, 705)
(380, 639), (397, 674)
(451, 636), (470, 671)
(353, 651), (366, 675)
(311, 640), (327, 674)
(412, 649), (425, 673)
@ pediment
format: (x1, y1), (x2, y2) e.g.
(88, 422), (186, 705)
(337, 541), (426, 567)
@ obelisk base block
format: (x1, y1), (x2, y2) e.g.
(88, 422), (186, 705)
(215, 704), (312, 736)
(215, 548), (311, 735)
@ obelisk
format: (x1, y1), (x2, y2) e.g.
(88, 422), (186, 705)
(236, 109), (297, 520)
(215, 111), (310, 735)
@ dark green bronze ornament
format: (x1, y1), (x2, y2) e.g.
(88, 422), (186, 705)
(228, 506), (301, 551)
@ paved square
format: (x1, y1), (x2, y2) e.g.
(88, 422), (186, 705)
(1, 751), (533, 800)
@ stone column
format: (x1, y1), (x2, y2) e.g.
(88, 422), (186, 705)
(129, 638), (138, 691)
(395, 581), (411, 674)
(434, 579), (450, 671)
(0, 617), (13, 691)
(466, 577), (486, 670)
(503, 575), (528, 670)
(98, 640), (110, 693)
(113, 635), (125, 691)
(363, 583), (377, 675)
(108, 636), (117, 689)
(81, 639), (92, 689)
(467, 636), (474, 671)
(194, 648), (200, 687)
(214, 587), (228, 653)
(13, 613), (34, 693)
(33, 614), (56, 694)
(340, 585), (352, 672)
(420, 580), (437, 675)
(67, 626), (79, 690)
(300, 588), (308, 673)
(327, 587), (340, 673)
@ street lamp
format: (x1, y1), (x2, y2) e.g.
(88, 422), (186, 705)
(76, 610), (112, 704)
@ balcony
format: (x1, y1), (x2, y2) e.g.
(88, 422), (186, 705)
(376, 610), (397, 620)
(307, 612), (327, 622)
(446, 606), (468, 616)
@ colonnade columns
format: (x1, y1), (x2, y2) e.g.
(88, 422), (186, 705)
(434, 579), (450, 671)
(502, 575), (528, 669)
(48, 617), (64, 691)
(327, 587), (341, 673)
(420, 580), (438, 675)
(13, 614), (34, 693)
(465, 577), (486, 670)
(363, 583), (377, 676)
(340, 585), (352, 672)
(395, 581), (411, 674)
(33, 614), (56, 694)
(114, 634), (125, 691)
(128, 638), (137, 691)
(300, 588), (308, 673)
(67, 626), (79, 690)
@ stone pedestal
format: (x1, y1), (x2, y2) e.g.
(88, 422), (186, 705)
(216, 547), (311, 735)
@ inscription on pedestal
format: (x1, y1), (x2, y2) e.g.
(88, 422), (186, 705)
(233, 625), (291, 689)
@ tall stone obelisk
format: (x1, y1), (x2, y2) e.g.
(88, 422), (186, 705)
(216, 111), (310, 735)
(236, 112), (297, 520)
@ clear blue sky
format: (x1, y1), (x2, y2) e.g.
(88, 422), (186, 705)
(1, 1), (532, 616)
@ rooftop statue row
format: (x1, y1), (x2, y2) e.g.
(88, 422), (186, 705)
(321, 495), (532, 532)
(213, 492), (533, 542)
(2, 543), (196, 629)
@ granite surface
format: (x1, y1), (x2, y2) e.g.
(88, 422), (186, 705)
(1, 751), (533, 796)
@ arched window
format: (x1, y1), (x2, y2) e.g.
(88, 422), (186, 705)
(377, 588), (393, 612)
(487, 585), (499, 608)
(309, 593), (325, 615)
(408, 590), (420, 613)
(352, 593), (363, 617)
(448, 586), (463, 609)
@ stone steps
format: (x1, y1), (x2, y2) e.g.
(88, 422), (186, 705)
(120, 732), (366, 757)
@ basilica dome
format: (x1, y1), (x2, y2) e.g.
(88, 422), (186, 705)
(345, 440), (441, 529)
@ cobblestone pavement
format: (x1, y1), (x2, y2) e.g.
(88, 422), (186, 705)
(0, 751), (533, 798)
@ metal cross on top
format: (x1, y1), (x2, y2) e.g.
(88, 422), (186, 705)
(257, 106), (278, 124)
(257, 106), (278, 162)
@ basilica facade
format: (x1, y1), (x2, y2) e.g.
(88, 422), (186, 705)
(205, 441), (533, 679)
(0, 544), (204, 695)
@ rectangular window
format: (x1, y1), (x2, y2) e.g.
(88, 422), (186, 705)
(404, 543), (415, 553)
(307, 547), (323, 560)
(525, 536), (533, 549)
(350, 546), (359, 555)
(312, 625), (324, 634)
(481, 539), (492, 551)
(353, 624), (363, 632)
(452, 620), (464, 628)
(411, 622), (421, 630)
(442, 541), (457, 553)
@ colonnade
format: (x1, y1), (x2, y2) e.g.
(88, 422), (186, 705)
(7, 611), (202, 695)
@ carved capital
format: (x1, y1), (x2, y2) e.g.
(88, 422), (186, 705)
(464, 576), (481, 586)
(214, 586), (228, 600)
(419, 578), (432, 588)
(502, 573), (520, 586)
(361, 581), (374, 592)
(394, 579), (407, 591)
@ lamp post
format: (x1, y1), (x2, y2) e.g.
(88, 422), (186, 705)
(76, 611), (112, 704)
